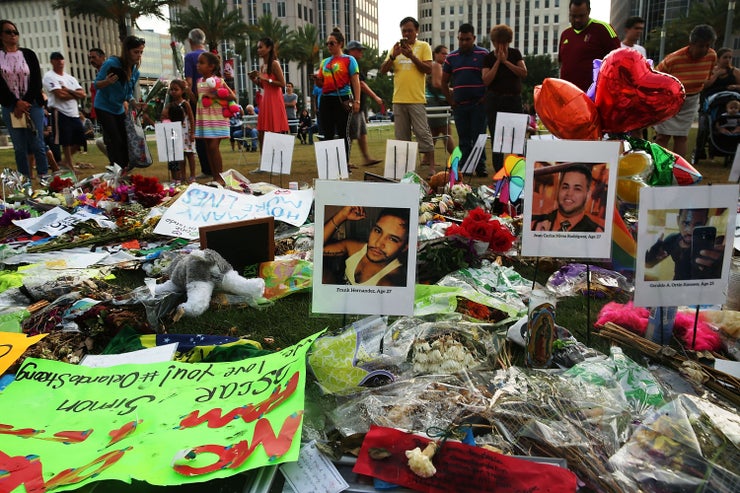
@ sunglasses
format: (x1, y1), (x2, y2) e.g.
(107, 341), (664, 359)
(326, 41), (337, 46)
(3, 29), (20, 36)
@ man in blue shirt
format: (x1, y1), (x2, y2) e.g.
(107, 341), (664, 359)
(442, 24), (489, 176)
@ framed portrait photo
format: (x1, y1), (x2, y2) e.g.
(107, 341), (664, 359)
(312, 180), (419, 316)
(521, 140), (620, 259)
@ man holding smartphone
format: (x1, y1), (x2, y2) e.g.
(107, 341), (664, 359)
(380, 17), (436, 177)
(645, 208), (725, 280)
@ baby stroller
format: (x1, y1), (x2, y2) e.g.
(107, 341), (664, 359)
(692, 90), (740, 166)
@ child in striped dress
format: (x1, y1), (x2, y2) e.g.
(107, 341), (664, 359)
(195, 52), (236, 185)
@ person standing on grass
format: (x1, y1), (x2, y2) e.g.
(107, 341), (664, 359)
(380, 17), (436, 177)
(654, 25), (717, 159)
(248, 37), (289, 153)
(621, 16), (647, 58)
(558, 0), (620, 92)
(426, 45), (457, 157)
(184, 28), (211, 179)
(482, 24), (527, 173)
(88, 47), (109, 158)
(43, 52), (87, 170)
(441, 23), (489, 177)
(0, 19), (50, 181)
(162, 79), (196, 183)
(284, 82), (298, 133)
(345, 40), (382, 167)
(315, 28), (361, 167)
(195, 52), (236, 185)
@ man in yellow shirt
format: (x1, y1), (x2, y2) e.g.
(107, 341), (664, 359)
(380, 17), (436, 177)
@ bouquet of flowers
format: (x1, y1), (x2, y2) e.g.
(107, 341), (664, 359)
(444, 207), (515, 254)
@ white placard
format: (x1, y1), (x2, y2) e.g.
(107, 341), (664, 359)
(259, 132), (295, 175)
(384, 139), (418, 179)
(314, 139), (349, 179)
(459, 134), (489, 175)
(153, 183), (313, 238)
(729, 144), (740, 182)
(80, 343), (179, 368)
(154, 122), (184, 162)
(492, 112), (529, 155)
(312, 180), (419, 316)
(279, 441), (349, 493)
(521, 140), (620, 259)
(634, 185), (738, 307)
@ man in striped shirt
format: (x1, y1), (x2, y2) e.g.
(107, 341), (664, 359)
(654, 25), (717, 159)
(442, 23), (489, 176)
(558, 0), (620, 92)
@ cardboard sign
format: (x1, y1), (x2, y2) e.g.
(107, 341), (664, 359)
(315, 139), (349, 179)
(0, 332), (321, 491)
(492, 112), (529, 155)
(199, 216), (275, 276)
(384, 140), (419, 180)
(0, 333), (47, 375)
(312, 180), (419, 316)
(634, 185), (738, 307)
(458, 134), (489, 175)
(259, 132), (295, 175)
(522, 140), (620, 259)
(153, 184), (313, 239)
(155, 122), (184, 162)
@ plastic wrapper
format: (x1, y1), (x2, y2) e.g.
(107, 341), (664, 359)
(483, 367), (627, 492)
(609, 394), (740, 492)
(546, 263), (633, 298)
(308, 316), (403, 395)
(565, 346), (666, 422)
(328, 373), (492, 438)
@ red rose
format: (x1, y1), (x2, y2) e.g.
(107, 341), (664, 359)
(467, 221), (495, 242)
(489, 225), (515, 253)
(445, 224), (467, 238)
(465, 207), (491, 223)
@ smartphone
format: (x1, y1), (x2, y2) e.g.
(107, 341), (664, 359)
(691, 226), (717, 279)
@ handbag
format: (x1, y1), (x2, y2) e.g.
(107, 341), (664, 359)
(124, 103), (152, 168)
(328, 63), (354, 113)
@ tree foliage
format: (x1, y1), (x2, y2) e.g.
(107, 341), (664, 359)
(52, 0), (182, 42)
(643, 0), (739, 58)
(169, 0), (248, 52)
(521, 54), (559, 104)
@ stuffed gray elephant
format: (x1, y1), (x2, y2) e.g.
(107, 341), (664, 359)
(155, 249), (265, 318)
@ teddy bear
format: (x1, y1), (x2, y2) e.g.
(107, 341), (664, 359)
(154, 249), (265, 319)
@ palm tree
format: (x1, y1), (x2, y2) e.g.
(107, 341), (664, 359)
(170, 0), (249, 52)
(245, 13), (291, 55)
(52, 0), (182, 42)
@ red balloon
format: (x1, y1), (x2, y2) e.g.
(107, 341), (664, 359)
(534, 78), (602, 140)
(595, 48), (685, 133)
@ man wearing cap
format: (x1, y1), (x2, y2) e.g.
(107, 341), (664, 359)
(346, 40), (382, 166)
(42, 52), (86, 169)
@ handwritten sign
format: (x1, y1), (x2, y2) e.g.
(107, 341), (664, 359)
(280, 440), (349, 493)
(354, 426), (577, 493)
(0, 332), (47, 375)
(0, 332), (321, 492)
(153, 184), (313, 239)
(13, 207), (117, 237)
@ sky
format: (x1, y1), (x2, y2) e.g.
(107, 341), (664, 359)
(139, 0), (612, 49)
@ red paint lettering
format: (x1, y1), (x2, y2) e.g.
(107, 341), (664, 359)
(173, 412), (303, 476)
(178, 371), (299, 430)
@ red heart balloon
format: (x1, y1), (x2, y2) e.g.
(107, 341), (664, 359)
(534, 78), (602, 140)
(595, 48), (685, 133)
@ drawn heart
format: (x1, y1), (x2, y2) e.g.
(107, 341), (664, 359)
(534, 78), (602, 140)
(595, 48), (685, 133)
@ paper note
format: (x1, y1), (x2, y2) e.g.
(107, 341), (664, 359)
(280, 441), (349, 493)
